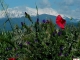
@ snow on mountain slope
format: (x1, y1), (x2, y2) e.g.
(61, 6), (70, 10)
(0, 6), (64, 18)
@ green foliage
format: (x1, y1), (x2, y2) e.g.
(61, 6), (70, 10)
(0, 20), (80, 60)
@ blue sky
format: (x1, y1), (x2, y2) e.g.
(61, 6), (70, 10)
(4, 0), (56, 9)
(0, 0), (80, 19)
(4, 0), (37, 8)
(4, 0), (78, 10)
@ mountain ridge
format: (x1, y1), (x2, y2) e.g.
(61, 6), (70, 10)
(0, 14), (79, 30)
(0, 6), (60, 18)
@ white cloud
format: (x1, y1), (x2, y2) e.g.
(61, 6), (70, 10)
(54, 0), (80, 19)
(38, 0), (51, 8)
(63, 0), (74, 6)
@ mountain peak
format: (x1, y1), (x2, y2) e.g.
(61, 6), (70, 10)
(0, 6), (64, 18)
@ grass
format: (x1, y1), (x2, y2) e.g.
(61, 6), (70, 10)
(0, 18), (80, 60)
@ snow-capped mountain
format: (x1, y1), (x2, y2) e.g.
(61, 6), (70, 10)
(0, 6), (64, 18)
(0, 6), (80, 22)
(0, 14), (79, 30)
(0, 6), (80, 30)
